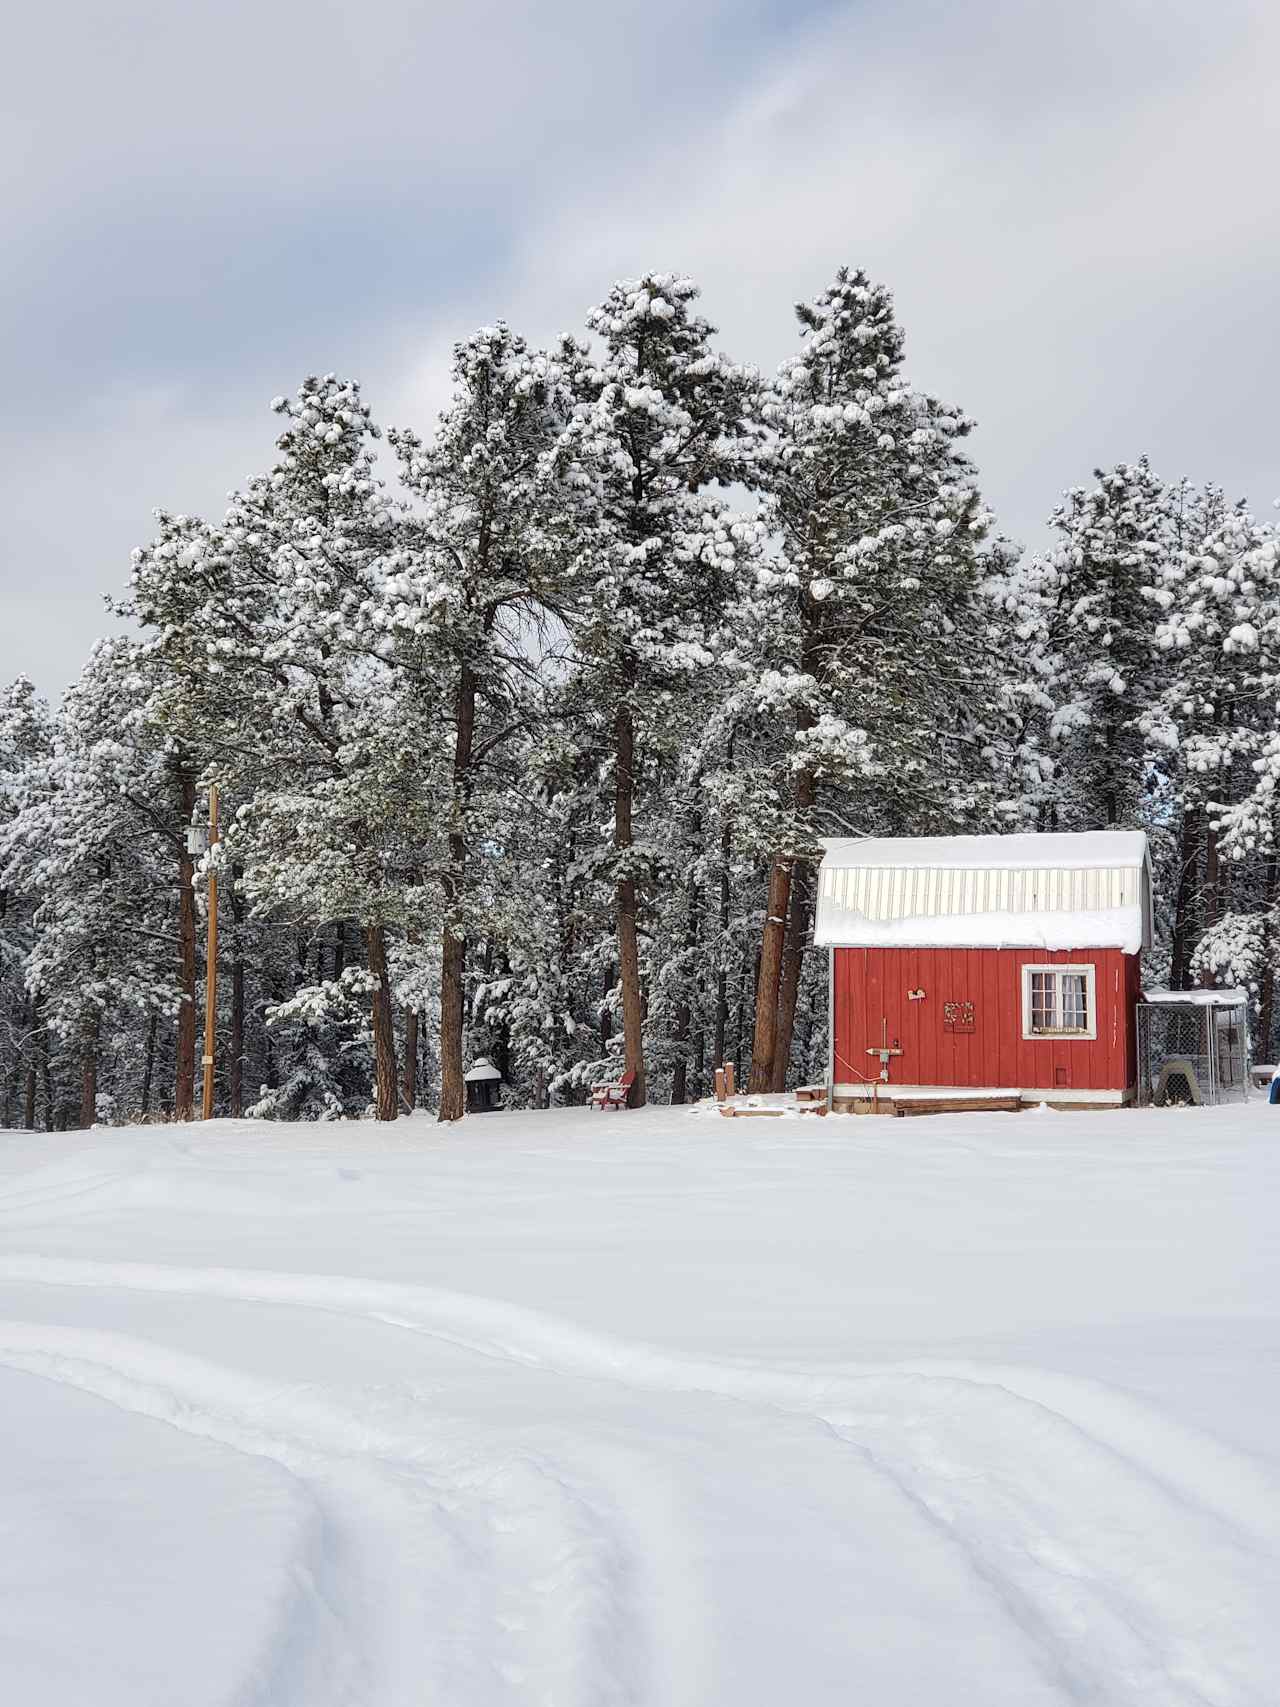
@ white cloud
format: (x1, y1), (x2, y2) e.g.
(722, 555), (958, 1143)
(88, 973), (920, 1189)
(395, 0), (1280, 546)
(5, 0), (1279, 695)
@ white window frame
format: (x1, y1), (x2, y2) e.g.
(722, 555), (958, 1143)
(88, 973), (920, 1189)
(1021, 963), (1097, 1041)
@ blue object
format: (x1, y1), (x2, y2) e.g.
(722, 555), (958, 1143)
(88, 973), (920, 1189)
(1270, 1074), (1280, 1105)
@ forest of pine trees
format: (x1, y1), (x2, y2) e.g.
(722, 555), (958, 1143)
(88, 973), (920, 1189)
(3, 267), (1279, 1129)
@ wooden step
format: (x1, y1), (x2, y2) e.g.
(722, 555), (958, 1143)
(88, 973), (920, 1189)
(894, 1096), (1023, 1117)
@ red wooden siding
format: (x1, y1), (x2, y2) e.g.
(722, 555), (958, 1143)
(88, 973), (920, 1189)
(832, 946), (1139, 1093)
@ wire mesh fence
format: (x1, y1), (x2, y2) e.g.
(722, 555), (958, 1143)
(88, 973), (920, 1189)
(1135, 999), (1249, 1107)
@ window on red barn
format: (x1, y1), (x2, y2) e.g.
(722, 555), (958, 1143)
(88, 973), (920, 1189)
(1022, 965), (1096, 1040)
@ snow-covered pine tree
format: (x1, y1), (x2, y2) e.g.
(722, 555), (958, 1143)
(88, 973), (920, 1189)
(23, 263), (1279, 1128)
(972, 533), (1062, 832)
(1136, 481), (1232, 985)
(1, 642), (190, 1128)
(386, 324), (571, 1122)
(648, 753), (712, 1105)
(1181, 499), (1280, 1038)
(548, 274), (759, 1107)
(0, 677), (55, 1128)
(745, 267), (991, 1091)
(128, 377), (427, 1120)
(1028, 457), (1172, 831)
(246, 953), (379, 1122)
(469, 716), (608, 1107)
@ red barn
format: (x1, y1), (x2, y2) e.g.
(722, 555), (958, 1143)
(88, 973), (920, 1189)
(815, 831), (1153, 1111)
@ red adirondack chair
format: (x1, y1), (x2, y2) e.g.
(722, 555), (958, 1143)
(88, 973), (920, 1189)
(589, 1068), (635, 1111)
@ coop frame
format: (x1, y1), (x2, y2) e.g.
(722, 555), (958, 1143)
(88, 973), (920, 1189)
(1135, 992), (1249, 1108)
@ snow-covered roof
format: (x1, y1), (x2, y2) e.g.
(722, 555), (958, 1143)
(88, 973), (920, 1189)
(1141, 987), (1248, 1007)
(463, 1057), (502, 1083)
(814, 830), (1152, 953)
(820, 831), (1148, 872)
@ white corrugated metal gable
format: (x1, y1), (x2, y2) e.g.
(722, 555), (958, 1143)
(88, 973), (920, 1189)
(814, 831), (1151, 952)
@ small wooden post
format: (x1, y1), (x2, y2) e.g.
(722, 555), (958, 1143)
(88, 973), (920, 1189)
(714, 1067), (726, 1103)
(724, 1061), (736, 1098)
(201, 785), (219, 1121)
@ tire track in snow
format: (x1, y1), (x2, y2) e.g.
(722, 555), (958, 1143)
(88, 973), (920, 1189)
(0, 1319), (1073, 1707)
(0, 1148), (157, 1221)
(820, 1382), (1276, 1706)
(0, 1360), (357, 1707)
(4, 1253), (1273, 1539)
(0, 1321), (654, 1707)
(5, 1255), (1280, 1704)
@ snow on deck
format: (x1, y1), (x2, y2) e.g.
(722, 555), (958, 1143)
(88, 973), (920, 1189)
(2, 1102), (1278, 1705)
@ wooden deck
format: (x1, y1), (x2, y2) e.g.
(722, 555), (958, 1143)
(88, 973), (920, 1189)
(893, 1095), (1022, 1117)
(831, 1088), (1024, 1117)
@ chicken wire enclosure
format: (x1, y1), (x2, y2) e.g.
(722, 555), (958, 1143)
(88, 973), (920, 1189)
(1136, 993), (1250, 1108)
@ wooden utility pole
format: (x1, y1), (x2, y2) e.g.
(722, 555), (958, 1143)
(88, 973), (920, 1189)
(201, 785), (220, 1120)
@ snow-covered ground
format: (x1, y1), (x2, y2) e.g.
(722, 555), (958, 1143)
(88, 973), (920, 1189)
(2, 1102), (1278, 1706)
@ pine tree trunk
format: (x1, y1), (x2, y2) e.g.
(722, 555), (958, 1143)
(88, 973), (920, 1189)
(139, 1013), (158, 1119)
(614, 701), (646, 1106)
(1197, 811), (1225, 992)
(229, 867), (245, 1119)
(488, 944), (513, 1085)
(40, 1021), (52, 1131)
(748, 857), (793, 1091)
(0, 1005), (13, 1123)
(771, 860), (813, 1092)
(439, 664), (478, 1124)
(15, 994), (33, 1129)
(80, 1007), (99, 1130)
(1259, 853), (1279, 1062)
(714, 820), (731, 1066)
(670, 856), (700, 1105)
(175, 768), (198, 1120)
(670, 1017), (689, 1105)
(771, 720), (818, 1091)
(23, 1045), (37, 1129)
(364, 923), (398, 1122)
(1170, 805), (1203, 990)
(439, 929), (466, 1121)
(734, 954), (755, 1079)
(402, 1009), (419, 1111)
(1202, 819), (1225, 938)
(599, 964), (614, 1050)
(800, 981), (820, 1083)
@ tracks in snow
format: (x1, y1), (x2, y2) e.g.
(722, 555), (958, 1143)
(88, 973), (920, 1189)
(0, 1320), (652, 1707)
(3, 1253), (1279, 1704)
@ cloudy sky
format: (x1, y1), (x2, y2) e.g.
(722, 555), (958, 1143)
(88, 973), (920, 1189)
(4, 0), (1277, 695)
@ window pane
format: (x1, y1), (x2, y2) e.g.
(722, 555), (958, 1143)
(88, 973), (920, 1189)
(1062, 973), (1088, 1030)
(1027, 969), (1090, 1034)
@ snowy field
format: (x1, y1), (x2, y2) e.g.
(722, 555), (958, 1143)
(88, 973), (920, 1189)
(2, 1103), (1278, 1706)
